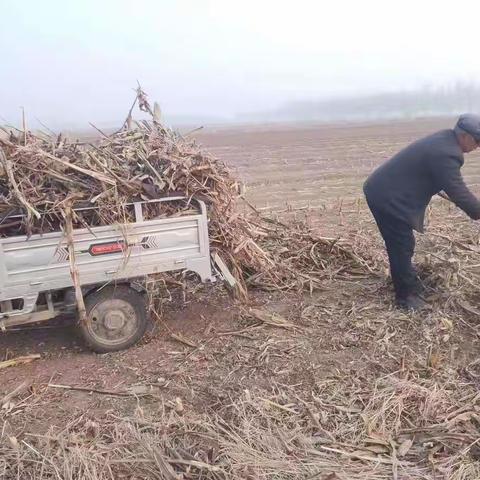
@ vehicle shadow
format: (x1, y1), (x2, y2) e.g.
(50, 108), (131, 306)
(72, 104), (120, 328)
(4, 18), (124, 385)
(0, 317), (86, 357)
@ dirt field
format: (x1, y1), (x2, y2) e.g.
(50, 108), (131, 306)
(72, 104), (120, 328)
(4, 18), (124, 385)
(197, 118), (480, 210)
(2, 118), (480, 479)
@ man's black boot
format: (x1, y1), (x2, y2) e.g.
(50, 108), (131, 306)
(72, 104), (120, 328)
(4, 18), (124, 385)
(396, 293), (428, 312)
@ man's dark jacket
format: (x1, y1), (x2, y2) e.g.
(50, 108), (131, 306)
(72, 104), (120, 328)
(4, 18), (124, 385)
(363, 129), (480, 232)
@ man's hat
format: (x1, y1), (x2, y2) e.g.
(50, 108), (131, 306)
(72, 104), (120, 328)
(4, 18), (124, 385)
(456, 114), (480, 141)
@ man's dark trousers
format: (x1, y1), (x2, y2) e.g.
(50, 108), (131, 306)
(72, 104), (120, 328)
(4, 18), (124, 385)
(367, 202), (419, 300)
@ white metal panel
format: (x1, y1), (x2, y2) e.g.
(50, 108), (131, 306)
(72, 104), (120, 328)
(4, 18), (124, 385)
(0, 209), (214, 313)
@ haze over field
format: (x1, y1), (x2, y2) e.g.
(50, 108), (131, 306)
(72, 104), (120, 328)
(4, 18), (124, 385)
(2, 0), (480, 128)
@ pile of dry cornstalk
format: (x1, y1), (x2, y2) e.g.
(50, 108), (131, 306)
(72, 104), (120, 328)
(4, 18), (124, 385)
(0, 88), (371, 298)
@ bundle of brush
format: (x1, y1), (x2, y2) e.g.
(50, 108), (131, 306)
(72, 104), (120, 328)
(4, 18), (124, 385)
(0, 87), (373, 296)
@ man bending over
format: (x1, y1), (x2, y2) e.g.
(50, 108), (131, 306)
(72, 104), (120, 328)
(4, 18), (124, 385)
(364, 114), (480, 311)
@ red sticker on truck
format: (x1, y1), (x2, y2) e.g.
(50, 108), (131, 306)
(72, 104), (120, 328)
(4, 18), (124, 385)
(88, 241), (126, 256)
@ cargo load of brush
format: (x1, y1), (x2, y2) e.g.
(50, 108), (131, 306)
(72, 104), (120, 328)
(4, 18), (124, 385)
(0, 88), (372, 297)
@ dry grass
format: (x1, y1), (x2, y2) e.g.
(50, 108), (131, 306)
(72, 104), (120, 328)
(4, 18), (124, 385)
(3, 203), (480, 478)
(2, 372), (480, 479)
(2, 203), (480, 479)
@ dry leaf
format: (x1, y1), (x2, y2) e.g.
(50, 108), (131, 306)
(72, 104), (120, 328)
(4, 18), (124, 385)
(249, 308), (295, 329)
(8, 436), (19, 451)
(440, 317), (453, 330)
(363, 444), (390, 454)
(175, 397), (184, 414)
(397, 438), (413, 457)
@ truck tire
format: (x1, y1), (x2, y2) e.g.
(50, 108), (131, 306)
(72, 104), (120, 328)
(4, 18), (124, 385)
(77, 285), (148, 353)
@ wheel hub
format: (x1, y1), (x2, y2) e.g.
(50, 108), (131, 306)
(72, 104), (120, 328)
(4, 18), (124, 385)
(87, 298), (139, 345)
(104, 310), (127, 330)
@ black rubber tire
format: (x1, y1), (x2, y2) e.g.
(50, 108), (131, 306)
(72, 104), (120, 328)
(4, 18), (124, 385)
(77, 285), (148, 353)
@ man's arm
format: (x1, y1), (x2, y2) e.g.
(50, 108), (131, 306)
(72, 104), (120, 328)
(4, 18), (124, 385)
(433, 156), (480, 220)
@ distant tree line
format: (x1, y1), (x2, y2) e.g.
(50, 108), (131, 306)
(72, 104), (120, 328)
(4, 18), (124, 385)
(272, 83), (480, 122)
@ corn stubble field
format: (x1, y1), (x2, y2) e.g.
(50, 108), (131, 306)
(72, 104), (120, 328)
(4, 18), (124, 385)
(2, 117), (480, 479)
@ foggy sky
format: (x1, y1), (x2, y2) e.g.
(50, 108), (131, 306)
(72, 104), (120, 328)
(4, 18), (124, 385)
(2, 0), (480, 128)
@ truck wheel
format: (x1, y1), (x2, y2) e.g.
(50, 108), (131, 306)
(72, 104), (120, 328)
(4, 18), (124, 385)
(77, 286), (148, 353)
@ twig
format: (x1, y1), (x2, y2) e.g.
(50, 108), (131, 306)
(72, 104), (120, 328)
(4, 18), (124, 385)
(0, 354), (40, 370)
(0, 380), (32, 405)
(170, 332), (197, 348)
(0, 147), (41, 219)
(64, 206), (87, 323)
(47, 383), (149, 397)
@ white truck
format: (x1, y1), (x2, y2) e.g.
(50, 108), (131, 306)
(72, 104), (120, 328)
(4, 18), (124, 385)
(0, 197), (222, 352)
